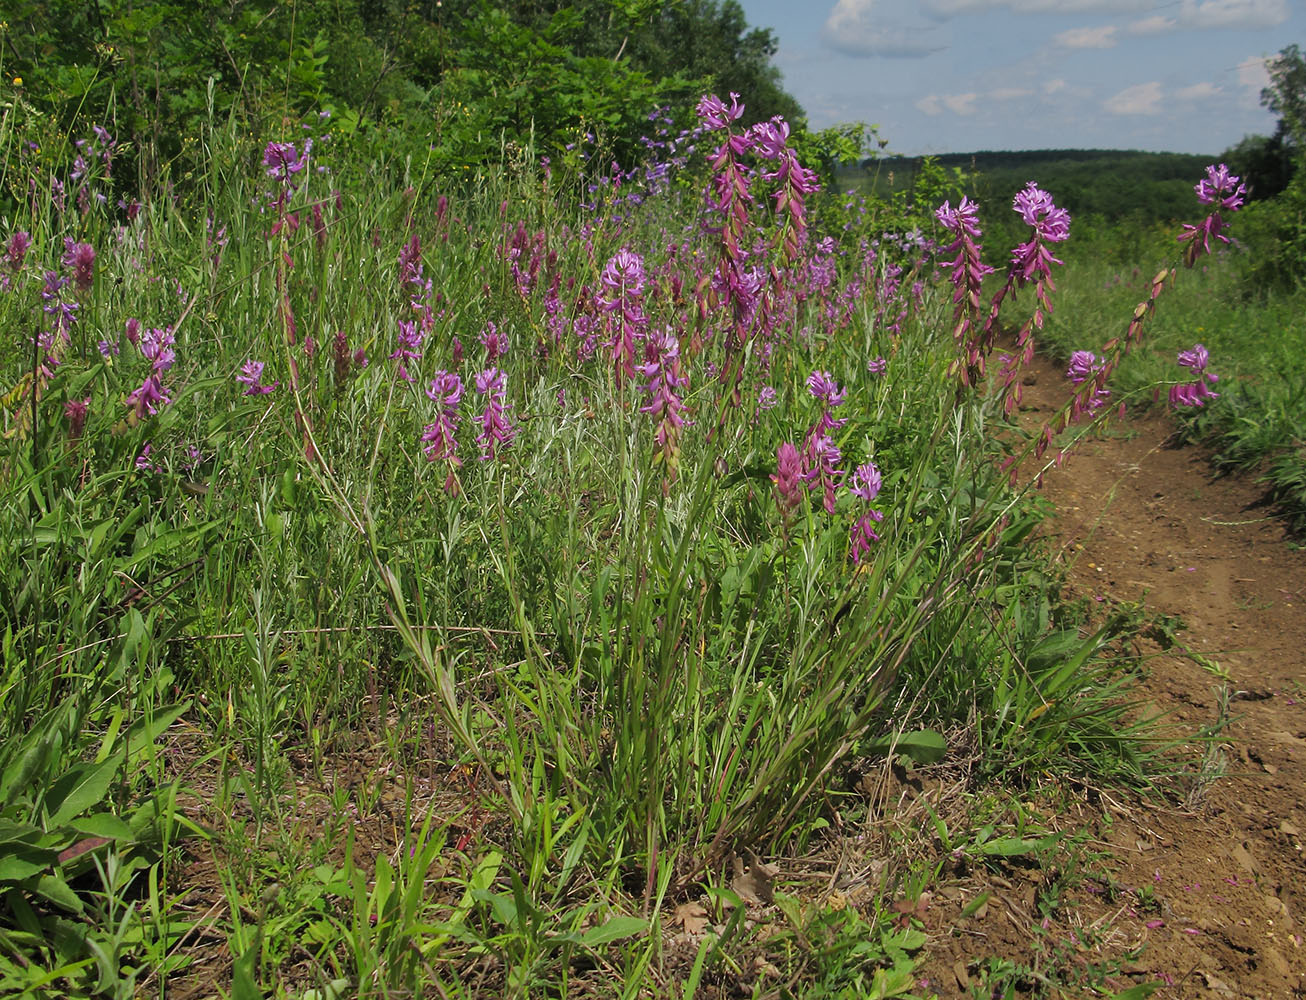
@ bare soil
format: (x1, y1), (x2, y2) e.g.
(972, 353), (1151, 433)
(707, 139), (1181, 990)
(920, 355), (1306, 998)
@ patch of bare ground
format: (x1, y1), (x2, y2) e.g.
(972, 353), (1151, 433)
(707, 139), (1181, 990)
(919, 354), (1306, 999)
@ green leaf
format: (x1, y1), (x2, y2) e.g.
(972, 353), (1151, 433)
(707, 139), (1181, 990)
(1105, 984), (1163, 1000)
(0, 846), (55, 882)
(976, 834), (1059, 857)
(31, 873), (84, 914)
(231, 943), (264, 1000)
(68, 814), (135, 841)
(578, 914), (648, 948)
(45, 759), (118, 828)
(865, 729), (948, 764)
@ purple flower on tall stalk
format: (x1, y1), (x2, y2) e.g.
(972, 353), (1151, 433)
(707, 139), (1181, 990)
(263, 140), (311, 209)
(936, 197), (994, 385)
(846, 462), (885, 564)
(1179, 163), (1245, 267)
(1065, 350), (1110, 413)
(867, 357), (887, 376)
(127, 374), (170, 418)
(636, 328), (690, 478)
(421, 370), (464, 476)
(61, 238), (95, 291)
(1010, 183), (1070, 285)
(1170, 343), (1220, 407)
(848, 462), (882, 502)
(64, 397), (89, 441)
(140, 327), (176, 373)
(772, 441), (805, 513)
(696, 92), (745, 130)
(390, 319), (424, 382)
(474, 367), (516, 460)
(480, 321), (509, 362)
(802, 433), (844, 515)
(807, 369), (848, 433)
(237, 359), (278, 396)
(6, 230), (30, 272)
(598, 248), (648, 382)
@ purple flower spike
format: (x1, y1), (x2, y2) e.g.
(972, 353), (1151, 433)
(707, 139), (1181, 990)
(6, 230), (31, 272)
(61, 239), (96, 291)
(127, 374), (171, 417)
(807, 369), (847, 433)
(1194, 164), (1245, 211)
(1170, 343), (1219, 408)
(474, 367), (516, 461)
(237, 358), (278, 396)
(696, 92), (745, 130)
(848, 462), (882, 502)
(772, 441), (805, 513)
(421, 370), (464, 469)
(849, 511), (884, 565)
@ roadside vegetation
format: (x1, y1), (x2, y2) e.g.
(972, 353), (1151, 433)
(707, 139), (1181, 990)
(2, 7), (1304, 998)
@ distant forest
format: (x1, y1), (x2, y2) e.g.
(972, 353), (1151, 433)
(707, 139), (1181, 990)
(841, 149), (1217, 229)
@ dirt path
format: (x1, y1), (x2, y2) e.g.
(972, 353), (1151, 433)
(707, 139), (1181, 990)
(1011, 354), (1306, 997)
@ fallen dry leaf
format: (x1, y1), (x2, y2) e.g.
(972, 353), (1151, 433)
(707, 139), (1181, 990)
(674, 901), (709, 935)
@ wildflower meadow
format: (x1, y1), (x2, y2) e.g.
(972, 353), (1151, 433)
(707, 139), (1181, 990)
(0, 81), (1260, 997)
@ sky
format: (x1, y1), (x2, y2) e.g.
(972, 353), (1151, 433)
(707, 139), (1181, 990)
(735, 0), (1303, 155)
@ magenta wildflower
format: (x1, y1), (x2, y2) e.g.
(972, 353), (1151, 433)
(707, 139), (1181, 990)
(263, 140), (311, 209)
(936, 197), (994, 384)
(5, 230), (30, 285)
(635, 328), (690, 476)
(140, 327), (176, 373)
(758, 385), (779, 411)
(1065, 350), (1110, 412)
(598, 248), (648, 382)
(1170, 343), (1219, 407)
(237, 359), (278, 396)
(849, 511), (884, 564)
(135, 443), (156, 472)
(480, 321), (509, 362)
(848, 462), (882, 502)
(696, 92), (745, 130)
(390, 319), (424, 382)
(61, 238), (95, 291)
(421, 370), (464, 477)
(64, 397), (89, 440)
(846, 463), (885, 563)
(127, 374), (170, 418)
(263, 140), (309, 182)
(1179, 164), (1244, 266)
(807, 369), (847, 433)
(802, 433), (844, 515)
(771, 441), (805, 513)
(1009, 183), (1070, 285)
(474, 367), (516, 460)
(1194, 163), (1246, 211)
(867, 357), (887, 376)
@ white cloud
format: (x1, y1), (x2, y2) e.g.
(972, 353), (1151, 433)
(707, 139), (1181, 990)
(1053, 25), (1118, 49)
(923, 0), (1136, 14)
(1104, 81), (1164, 115)
(1184, 0), (1289, 30)
(1126, 15), (1175, 35)
(1236, 54), (1271, 92)
(821, 0), (947, 57)
(1174, 82), (1221, 101)
(1045, 78), (1068, 94)
(914, 87), (1033, 117)
(1128, 0), (1287, 34)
